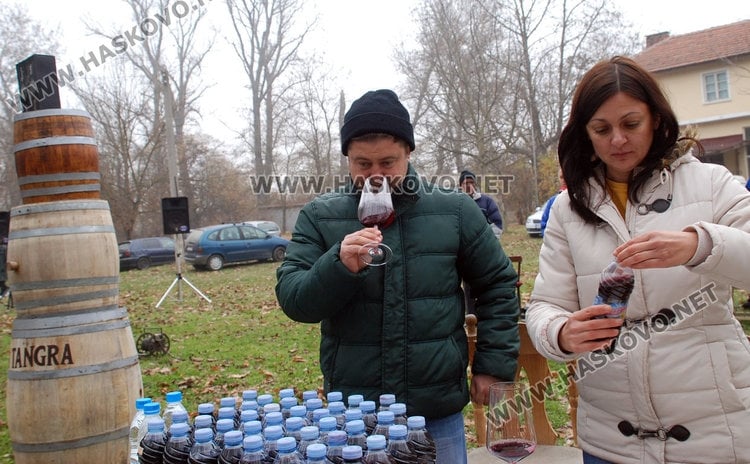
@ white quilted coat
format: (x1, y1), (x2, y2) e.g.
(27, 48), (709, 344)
(526, 153), (750, 463)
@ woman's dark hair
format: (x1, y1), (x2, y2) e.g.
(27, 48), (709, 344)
(558, 56), (680, 224)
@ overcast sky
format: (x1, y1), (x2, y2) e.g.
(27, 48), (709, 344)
(15, 0), (749, 142)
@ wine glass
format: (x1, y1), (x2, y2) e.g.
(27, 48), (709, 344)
(486, 382), (537, 463)
(356, 175), (394, 266)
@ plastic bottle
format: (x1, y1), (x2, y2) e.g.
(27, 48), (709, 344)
(242, 390), (258, 403)
(343, 409), (362, 427)
(239, 434), (265, 464)
(139, 417), (167, 464)
(385, 425), (415, 464)
(166, 409), (193, 443)
(279, 388), (296, 400)
(139, 402), (163, 452)
(188, 428), (221, 464)
(341, 445), (363, 464)
(389, 403), (407, 426)
(305, 399), (324, 424)
(164, 391), (190, 431)
(302, 391), (319, 402)
(264, 411), (285, 431)
(377, 394), (395, 412)
(361, 435), (389, 464)
(312, 408), (330, 427)
(344, 420), (367, 451)
(195, 415), (216, 435)
(130, 397), (152, 464)
(219, 406), (238, 426)
(257, 394), (274, 420)
(318, 416), (338, 444)
(219, 430), (245, 464)
(220, 396), (238, 413)
(371, 411), (394, 440)
(305, 443), (332, 464)
(325, 430), (347, 464)
(327, 401), (346, 430)
(358, 401), (377, 435)
(406, 416), (436, 464)
(346, 395), (363, 411)
(274, 436), (304, 464)
(297, 425), (321, 460)
(593, 260), (635, 318)
(240, 409), (260, 429)
(197, 403), (217, 431)
(285, 416), (305, 444)
(263, 424), (284, 462)
(215, 418), (236, 449)
(290, 405), (311, 426)
(164, 422), (193, 464)
(280, 396), (298, 420)
(241, 420), (262, 438)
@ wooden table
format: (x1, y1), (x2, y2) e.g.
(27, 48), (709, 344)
(468, 445), (583, 464)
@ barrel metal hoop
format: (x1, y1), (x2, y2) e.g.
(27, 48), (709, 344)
(7, 355), (140, 380)
(17, 172), (101, 186)
(13, 288), (119, 311)
(9, 225), (115, 239)
(14, 135), (97, 152)
(20, 184), (101, 198)
(13, 108), (92, 121)
(10, 276), (119, 292)
(10, 200), (110, 215)
(12, 318), (131, 338)
(11, 425), (129, 452)
(12, 305), (124, 326)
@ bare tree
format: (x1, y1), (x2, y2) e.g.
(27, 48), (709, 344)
(0, 2), (60, 209)
(225, 0), (313, 178)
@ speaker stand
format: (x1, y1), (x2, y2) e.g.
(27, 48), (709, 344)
(156, 235), (211, 308)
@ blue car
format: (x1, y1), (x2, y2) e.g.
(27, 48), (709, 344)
(119, 236), (176, 271)
(183, 223), (289, 271)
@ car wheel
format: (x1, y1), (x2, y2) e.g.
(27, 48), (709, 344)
(272, 246), (286, 262)
(192, 264), (205, 271)
(136, 257), (151, 270)
(207, 254), (224, 271)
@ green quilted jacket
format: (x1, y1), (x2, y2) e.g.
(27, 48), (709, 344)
(275, 165), (519, 418)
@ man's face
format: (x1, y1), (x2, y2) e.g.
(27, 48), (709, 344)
(347, 137), (411, 188)
(460, 178), (476, 195)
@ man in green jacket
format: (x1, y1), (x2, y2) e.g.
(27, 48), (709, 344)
(275, 89), (519, 464)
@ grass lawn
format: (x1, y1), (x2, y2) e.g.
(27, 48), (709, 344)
(0, 224), (747, 460)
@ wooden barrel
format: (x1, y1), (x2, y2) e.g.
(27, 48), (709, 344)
(6, 200), (142, 463)
(13, 109), (100, 204)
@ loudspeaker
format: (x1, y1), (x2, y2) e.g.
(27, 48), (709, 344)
(0, 211), (8, 240)
(161, 197), (190, 235)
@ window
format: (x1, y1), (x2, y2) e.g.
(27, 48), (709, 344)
(703, 70), (729, 102)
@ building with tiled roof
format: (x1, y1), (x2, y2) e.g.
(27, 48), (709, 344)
(634, 20), (750, 179)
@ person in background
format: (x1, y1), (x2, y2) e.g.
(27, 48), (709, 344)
(540, 167), (566, 237)
(459, 170), (504, 237)
(275, 89), (520, 464)
(525, 56), (750, 463)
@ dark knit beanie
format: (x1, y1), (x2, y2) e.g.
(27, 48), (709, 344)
(340, 89), (415, 155)
(459, 170), (476, 184)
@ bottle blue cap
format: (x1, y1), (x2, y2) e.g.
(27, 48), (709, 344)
(146, 417), (165, 432)
(242, 420), (262, 435)
(169, 422), (189, 437)
(327, 430), (347, 446)
(224, 430), (243, 446)
(344, 409), (362, 422)
(216, 418), (234, 432)
(194, 415), (213, 429)
(242, 389), (258, 401)
(300, 425), (320, 440)
(390, 402), (407, 415)
(313, 408), (330, 421)
(327, 391), (343, 403)
(328, 400), (345, 413)
(376, 410), (394, 424)
(359, 400), (376, 413)
(243, 434), (263, 452)
(197, 403), (214, 414)
(379, 393), (395, 406)
(280, 396), (298, 409)
(265, 411), (283, 426)
(257, 393), (273, 406)
(241, 400), (259, 411)
(277, 436), (297, 453)
(303, 390), (318, 401)
(389, 424), (407, 439)
(194, 428), (213, 443)
(240, 409), (259, 422)
(135, 397), (152, 410)
(285, 416), (304, 431)
(220, 397), (236, 408)
(306, 398), (323, 410)
(290, 405), (307, 417)
(263, 403), (281, 414)
(345, 419), (365, 435)
(165, 391), (182, 402)
(307, 443), (327, 458)
(171, 410), (188, 423)
(279, 388), (295, 398)
(407, 415), (426, 428)
(347, 394), (363, 408)
(366, 434), (386, 450)
(218, 406), (236, 420)
(342, 445), (363, 459)
(143, 402), (161, 415)
(263, 425), (284, 440)
(319, 416), (337, 431)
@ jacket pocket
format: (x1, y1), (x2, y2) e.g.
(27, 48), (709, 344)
(707, 341), (746, 413)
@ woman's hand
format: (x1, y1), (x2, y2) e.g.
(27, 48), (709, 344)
(614, 230), (698, 269)
(558, 305), (623, 354)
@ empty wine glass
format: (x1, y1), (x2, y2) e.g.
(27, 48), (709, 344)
(486, 382), (537, 463)
(356, 175), (394, 266)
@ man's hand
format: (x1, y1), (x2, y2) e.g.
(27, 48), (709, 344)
(339, 227), (383, 273)
(470, 373), (504, 406)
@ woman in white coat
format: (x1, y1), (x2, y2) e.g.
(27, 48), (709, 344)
(526, 56), (750, 463)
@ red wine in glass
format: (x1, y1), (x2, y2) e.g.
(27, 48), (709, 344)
(488, 439), (536, 462)
(357, 176), (394, 266)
